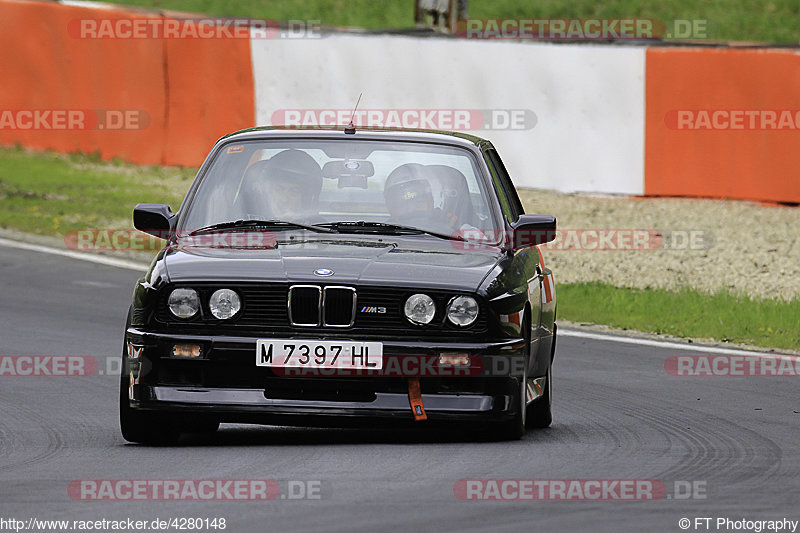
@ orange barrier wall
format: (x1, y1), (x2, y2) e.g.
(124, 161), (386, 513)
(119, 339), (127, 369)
(645, 47), (800, 204)
(0, 0), (254, 167)
(163, 36), (255, 166)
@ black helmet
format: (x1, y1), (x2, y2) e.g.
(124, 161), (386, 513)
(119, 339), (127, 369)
(267, 149), (323, 203)
(384, 163), (434, 215)
(237, 150), (323, 218)
(425, 164), (477, 228)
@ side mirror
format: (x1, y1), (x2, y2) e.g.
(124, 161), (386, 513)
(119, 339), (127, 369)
(510, 214), (556, 250)
(133, 203), (175, 239)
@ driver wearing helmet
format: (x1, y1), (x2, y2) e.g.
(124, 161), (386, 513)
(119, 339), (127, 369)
(239, 149), (322, 220)
(384, 163), (443, 228)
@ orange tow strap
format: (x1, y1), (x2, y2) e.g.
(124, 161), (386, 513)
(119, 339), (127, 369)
(407, 377), (427, 421)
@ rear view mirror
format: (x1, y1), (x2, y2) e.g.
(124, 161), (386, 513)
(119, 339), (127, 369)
(133, 203), (175, 239)
(510, 214), (556, 250)
(322, 160), (375, 189)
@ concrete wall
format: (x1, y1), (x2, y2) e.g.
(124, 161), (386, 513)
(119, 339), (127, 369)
(251, 35), (646, 195)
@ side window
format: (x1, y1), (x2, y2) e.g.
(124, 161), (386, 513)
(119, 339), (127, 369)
(484, 148), (524, 222)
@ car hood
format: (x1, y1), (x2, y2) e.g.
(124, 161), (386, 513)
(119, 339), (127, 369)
(161, 235), (503, 291)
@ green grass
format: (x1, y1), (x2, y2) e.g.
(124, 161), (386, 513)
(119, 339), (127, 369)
(0, 146), (193, 236)
(100, 0), (800, 43)
(558, 282), (800, 351)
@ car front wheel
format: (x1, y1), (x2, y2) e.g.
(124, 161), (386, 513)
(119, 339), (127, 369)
(119, 374), (180, 445)
(526, 327), (555, 429)
(496, 316), (532, 440)
(525, 364), (552, 429)
(119, 308), (179, 445)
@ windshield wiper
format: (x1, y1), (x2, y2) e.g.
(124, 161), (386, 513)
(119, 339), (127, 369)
(188, 219), (333, 236)
(317, 221), (466, 242)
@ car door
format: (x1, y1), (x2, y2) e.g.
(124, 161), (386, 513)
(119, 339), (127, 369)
(482, 146), (544, 354)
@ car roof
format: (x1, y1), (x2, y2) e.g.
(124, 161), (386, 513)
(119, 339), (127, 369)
(216, 126), (491, 149)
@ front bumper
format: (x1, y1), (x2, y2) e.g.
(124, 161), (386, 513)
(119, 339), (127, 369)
(125, 328), (529, 424)
(135, 386), (506, 426)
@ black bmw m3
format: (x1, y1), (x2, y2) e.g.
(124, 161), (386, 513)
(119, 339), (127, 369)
(121, 126), (557, 443)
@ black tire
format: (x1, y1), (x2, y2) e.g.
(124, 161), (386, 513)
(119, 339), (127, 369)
(119, 374), (180, 445)
(119, 308), (179, 445)
(526, 326), (555, 429)
(525, 364), (552, 429)
(497, 315), (532, 441)
(497, 378), (526, 441)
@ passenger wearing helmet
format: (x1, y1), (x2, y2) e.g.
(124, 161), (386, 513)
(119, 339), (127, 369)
(238, 149), (323, 220)
(426, 164), (479, 230)
(384, 163), (444, 228)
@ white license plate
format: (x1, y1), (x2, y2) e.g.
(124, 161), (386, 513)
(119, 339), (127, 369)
(256, 339), (383, 370)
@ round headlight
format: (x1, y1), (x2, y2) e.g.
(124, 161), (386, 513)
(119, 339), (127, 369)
(168, 288), (200, 319)
(209, 289), (241, 320)
(404, 293), (436, 325)
(446, 295), (479, 327)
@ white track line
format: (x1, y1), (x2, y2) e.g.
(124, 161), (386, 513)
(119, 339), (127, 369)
(2, 236), (795, 359)
(560, 329), (798, 359)
(0, 237), (146, 272)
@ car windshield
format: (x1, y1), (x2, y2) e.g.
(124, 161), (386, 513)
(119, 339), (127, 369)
(178, 139), (501, 241)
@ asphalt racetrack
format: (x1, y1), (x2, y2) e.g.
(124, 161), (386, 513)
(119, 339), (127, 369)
(1, 242), (798, 532)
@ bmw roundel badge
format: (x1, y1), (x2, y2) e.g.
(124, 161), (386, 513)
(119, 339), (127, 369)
(314, 268), (334, 277)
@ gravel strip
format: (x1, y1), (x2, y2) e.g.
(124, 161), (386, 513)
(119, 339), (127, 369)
(517, 189), (800, 301)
